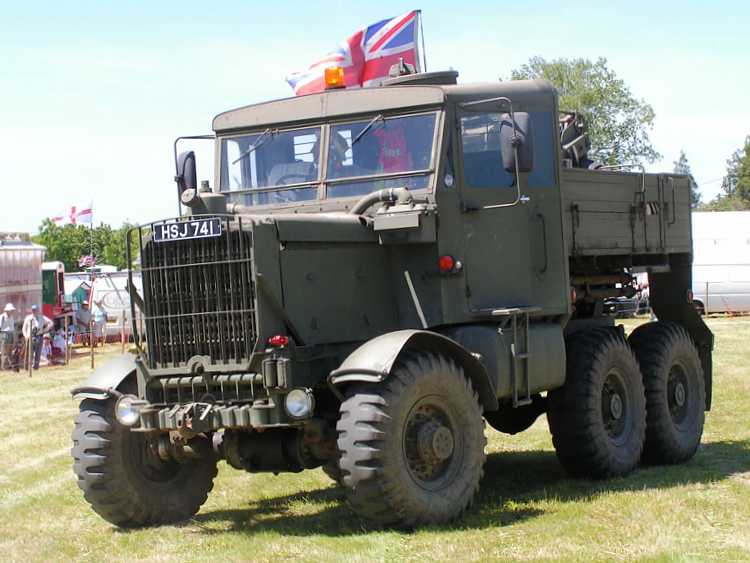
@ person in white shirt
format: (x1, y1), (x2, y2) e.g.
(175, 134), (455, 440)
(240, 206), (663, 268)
(75, 301), (93, 345)
(93, 300), (108, 347)
(0, 303), (17, 369)
(22, 305), (54, 370)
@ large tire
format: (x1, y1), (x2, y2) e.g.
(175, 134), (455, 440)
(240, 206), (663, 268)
(628, 321), (705, 465)
(336, 353), (486, 527)
(71, 399), (218, 527)
(548, 328), (646, 479)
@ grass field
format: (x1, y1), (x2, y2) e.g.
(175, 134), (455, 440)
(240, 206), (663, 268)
(2, 318), (750, 562)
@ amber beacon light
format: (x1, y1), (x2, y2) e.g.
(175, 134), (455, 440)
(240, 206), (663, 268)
(324, 66), (345, 89)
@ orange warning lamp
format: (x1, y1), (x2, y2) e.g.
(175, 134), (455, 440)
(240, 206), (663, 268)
(324, 66), (345, 89)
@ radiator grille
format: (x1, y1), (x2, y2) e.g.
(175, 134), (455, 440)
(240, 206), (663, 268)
(136, 216), (256, 370)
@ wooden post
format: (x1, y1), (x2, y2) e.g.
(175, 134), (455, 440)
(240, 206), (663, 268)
(121, 310), (126, 354)
(705, 282), (709, 315)
(63, 315), (69, 365)
(90, 318), (95, 370)
(27, 334), (33, 377)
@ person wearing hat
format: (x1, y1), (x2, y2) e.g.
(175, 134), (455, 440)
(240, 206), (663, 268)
(0, 303), (17, 370)
(75, 300), (93, 345)
(22, 305), (54, 370)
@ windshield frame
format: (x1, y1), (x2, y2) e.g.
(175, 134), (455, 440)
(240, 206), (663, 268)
(217, 108), (443, 209)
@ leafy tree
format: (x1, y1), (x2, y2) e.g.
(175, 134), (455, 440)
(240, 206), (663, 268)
(511, 56), (660, 165)
(702, 136), (750, 211)
(33, 221), (138, 271)
(721, 136), (750, 203)
(673, 150), (700, 208)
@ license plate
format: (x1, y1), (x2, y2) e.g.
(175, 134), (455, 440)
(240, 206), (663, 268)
(153, 218), (222, 242)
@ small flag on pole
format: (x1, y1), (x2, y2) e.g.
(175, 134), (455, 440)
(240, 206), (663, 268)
(50, 202), (93, 226)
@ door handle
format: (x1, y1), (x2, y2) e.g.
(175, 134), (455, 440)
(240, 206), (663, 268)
(535, 212), (548, 274)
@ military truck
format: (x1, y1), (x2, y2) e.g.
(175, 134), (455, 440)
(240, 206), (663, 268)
(71, 69), (713, 528)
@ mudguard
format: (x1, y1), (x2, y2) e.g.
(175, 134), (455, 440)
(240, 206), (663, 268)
(70, 354), (137, 401)
(329, 329), (498, 411)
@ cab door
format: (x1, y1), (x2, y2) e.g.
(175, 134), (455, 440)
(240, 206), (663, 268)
(457, 110), (534, 312)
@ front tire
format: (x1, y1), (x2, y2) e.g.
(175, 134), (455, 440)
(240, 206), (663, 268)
(336, 353), (486, 527)
(548, 328), (646, 478)
(629, 322), (705, 464)
(71, 399), (218, 527)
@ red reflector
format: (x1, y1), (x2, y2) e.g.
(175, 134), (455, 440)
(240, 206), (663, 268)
(438, 255), (455, 273)
(268, 335), (289, 347)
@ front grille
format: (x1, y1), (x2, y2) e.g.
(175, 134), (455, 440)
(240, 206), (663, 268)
(134, 216), (257, 370)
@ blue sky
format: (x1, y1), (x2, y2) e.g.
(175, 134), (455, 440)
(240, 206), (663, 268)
(1, 1), (748, 232)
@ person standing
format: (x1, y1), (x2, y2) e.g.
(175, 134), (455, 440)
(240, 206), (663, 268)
(0, 303), (17, 370)
(75, 301), (92, 345)
(22, 305), (54, 370)
(93, 300), (108, 347)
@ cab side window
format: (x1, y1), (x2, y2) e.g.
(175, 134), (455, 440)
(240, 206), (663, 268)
(460, 111), (556, 189)
(460, 113), (514, 189)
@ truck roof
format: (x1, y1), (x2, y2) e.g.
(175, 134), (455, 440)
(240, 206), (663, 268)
(212, 78), (556, 133)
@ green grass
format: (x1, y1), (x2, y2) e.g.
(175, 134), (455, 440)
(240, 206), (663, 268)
(2, 318), (750, 561)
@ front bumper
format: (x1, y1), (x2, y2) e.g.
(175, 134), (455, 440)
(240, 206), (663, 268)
(137, 397), (293, 432)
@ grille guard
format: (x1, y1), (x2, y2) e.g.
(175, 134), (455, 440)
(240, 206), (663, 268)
(127, 215), (260, 375)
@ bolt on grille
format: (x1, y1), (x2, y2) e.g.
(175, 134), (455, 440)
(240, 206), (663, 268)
(133, 216), (257, 370)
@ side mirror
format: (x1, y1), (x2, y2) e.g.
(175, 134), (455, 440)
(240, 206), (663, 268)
(175, 151), (197, 193)
(500, 112), (534, 173)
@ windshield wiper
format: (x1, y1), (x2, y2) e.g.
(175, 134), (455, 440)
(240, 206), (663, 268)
(352, 114), (384, 146)
(232, 128), (275, 164)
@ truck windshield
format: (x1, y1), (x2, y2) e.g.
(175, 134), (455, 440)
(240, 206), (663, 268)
(219, 111), (438, 206)
(220, 126), (321, 205)
(326, 112), (436, 198)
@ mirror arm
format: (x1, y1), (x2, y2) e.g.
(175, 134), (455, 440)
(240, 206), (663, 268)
(481, 98), (528, 210)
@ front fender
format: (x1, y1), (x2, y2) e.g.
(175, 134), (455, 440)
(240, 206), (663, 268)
(329, 330), (498, 411)
(71, 354), (137, 401)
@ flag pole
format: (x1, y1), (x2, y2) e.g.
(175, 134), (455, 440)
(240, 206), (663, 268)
(419, 11), (427, 72)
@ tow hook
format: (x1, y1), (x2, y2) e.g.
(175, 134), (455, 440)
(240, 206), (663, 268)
(169, 402), (214, 433)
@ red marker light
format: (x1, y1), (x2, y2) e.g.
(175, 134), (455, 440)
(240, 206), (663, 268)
(438, 255), (455, 273)
(268, 335), (289, 347)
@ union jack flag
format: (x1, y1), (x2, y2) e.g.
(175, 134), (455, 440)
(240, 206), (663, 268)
(286, 10), (422, 96)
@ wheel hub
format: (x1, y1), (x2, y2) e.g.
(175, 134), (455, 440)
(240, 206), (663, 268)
(609, 394), (624, 420)
(602, 369), (629, 440)
(404, 400), (458, 484)
(674, 381), (686, 407)
(417, 422), (454, 462)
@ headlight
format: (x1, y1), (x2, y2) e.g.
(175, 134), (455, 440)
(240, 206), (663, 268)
(285, 388), (314, 419)
(115, 394), (146, 427)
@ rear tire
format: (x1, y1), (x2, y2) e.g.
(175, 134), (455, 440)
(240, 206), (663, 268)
(548, 328), (646, 478)
(336, 352), (486, 527)
(71, 399), (218, 527)
(629, 322), (705, 464)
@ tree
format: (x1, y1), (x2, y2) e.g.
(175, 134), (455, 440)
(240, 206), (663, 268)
(511, 56), (660, 166)
(673, 150), (700, 208)
(721, 136), (750, 203)
(33, 221), (137, 271)
(702, 136), (750, 211)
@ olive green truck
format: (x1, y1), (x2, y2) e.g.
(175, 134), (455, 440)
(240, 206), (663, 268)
(71, 70), (713, 528)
